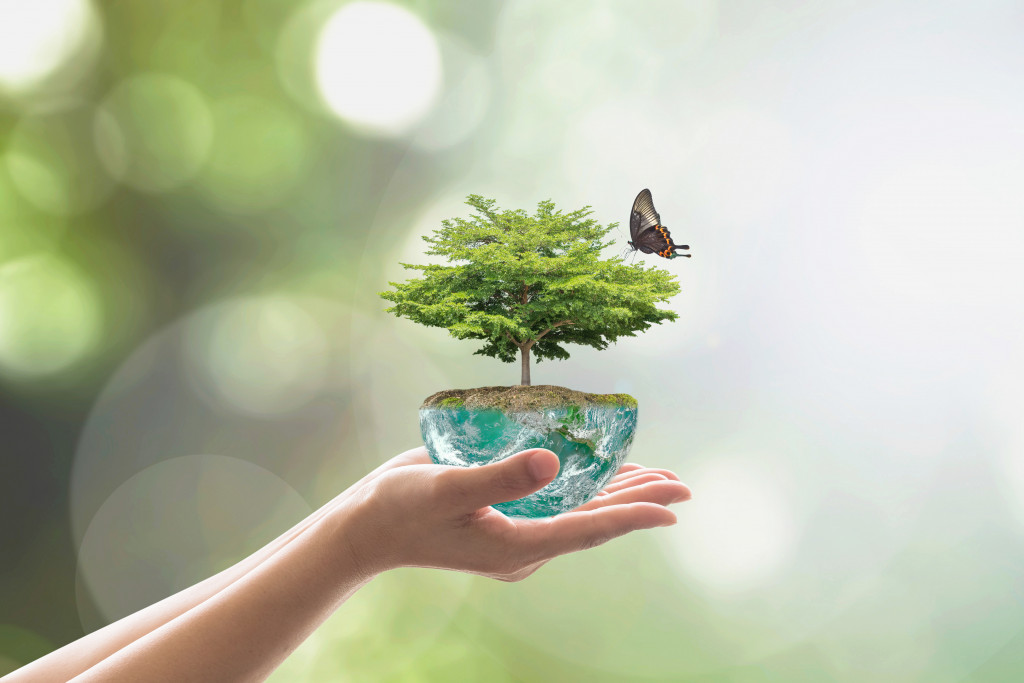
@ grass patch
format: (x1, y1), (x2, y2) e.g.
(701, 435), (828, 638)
(421, 385), (637, 411)
(437, 396), (465, 409)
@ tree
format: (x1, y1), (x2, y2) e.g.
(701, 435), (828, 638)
(380, 195), (681, 386)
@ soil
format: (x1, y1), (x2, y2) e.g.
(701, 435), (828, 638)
(420, 385), (638, 411)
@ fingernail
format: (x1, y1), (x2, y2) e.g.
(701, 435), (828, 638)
(528, 451), (558, 481)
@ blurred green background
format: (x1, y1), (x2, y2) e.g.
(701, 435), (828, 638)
(3, 0), (1024, 680)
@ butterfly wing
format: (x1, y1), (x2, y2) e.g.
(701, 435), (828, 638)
(636, 226), (674, 256)
(630, 189), (661, 243)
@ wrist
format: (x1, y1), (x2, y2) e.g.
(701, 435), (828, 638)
(325, 491), (400, 579)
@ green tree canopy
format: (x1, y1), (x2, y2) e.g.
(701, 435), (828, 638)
(380, 195), (681, 385)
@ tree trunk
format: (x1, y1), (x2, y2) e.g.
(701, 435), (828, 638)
(520, 345), (531, 386)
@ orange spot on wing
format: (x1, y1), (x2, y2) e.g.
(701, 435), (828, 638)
(656, 226), (671, 247)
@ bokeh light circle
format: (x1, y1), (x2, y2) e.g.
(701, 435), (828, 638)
(95, 74), (214, 192)
(0, 254), (103, 379)
(183, 297), (331, 417)
(76, 454), (313, 629)
(66, 292), (481, 669)
(5, 103), (116, 215)
(315, 2), (442, 135)
(669, 456), (799, 595)
(0, 0), (99, 93)
(70, 296), (357, 557)
(199, 96), (312, 214)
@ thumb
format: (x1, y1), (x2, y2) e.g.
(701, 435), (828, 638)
(441, 449), (560, 511)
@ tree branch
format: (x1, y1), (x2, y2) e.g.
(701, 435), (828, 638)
(504, 330), (523, 348)
(534, 319), (573, 342)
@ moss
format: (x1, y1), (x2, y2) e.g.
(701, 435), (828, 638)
(610, 393), (639, 409)
(421, 385), (638, 411)
(437, 396), (465, 409)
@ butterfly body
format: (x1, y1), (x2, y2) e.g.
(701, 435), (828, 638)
(628, 188), (690, 259)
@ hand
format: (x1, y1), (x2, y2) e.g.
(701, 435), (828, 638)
(8, 449), (688, 683)
(340, 448), (691, 581)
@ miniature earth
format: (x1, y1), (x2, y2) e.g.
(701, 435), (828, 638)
(420, 386), (638, 517)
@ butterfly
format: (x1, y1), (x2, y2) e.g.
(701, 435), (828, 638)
(628, 188), (690, 259)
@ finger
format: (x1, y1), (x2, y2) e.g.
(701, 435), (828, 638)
(440, 449), (560, 511)
(576, 480), (691, 512)
(599, 468), (644, 495)
(599, 465), (648, 491)
(582, 480), (689, 511)
(601, 472), (667, 495)
(634, 467), (682, 482)
(602, 466), (684, 491)
(608, 467), (681, 486)
(517, 503), (676, 561)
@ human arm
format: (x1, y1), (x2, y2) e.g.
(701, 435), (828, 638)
(7, 448), (689, 682)
(3, 450), (427, 683)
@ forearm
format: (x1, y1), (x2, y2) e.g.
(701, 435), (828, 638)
(6, 487), (356, 683)
(68, 501), (377, 683)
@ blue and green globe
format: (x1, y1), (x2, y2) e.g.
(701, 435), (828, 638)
(420, 386), (638, 517)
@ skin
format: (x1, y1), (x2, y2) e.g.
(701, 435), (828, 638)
(6, 448), (690, 683)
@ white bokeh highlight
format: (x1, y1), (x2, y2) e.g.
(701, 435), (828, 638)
(0, 0), (98, 92)
(315, 2), (441, 136)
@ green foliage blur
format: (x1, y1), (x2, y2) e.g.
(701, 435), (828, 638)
(0, 0), (511, 677)
(381, 195), (679, 385)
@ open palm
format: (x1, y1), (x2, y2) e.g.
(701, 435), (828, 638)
(345, 447), (690, 580)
